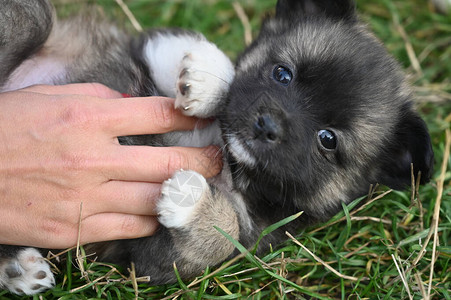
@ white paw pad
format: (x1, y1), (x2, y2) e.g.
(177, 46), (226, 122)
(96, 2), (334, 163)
(0, 248), (55, 295)
(158, 170), (208, 228)
(175, 45), (235, 118)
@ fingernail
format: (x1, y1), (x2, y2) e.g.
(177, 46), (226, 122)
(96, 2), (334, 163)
(121, 93), (132, 98)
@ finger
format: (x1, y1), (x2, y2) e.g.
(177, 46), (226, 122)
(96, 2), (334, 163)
(21, 85), (212, 134)
(107, 145), (223, 182)
(101, 97), (210, 136)
(79, 214), (159, 245)
(84, 181), (161, 217)
(21, 83), (123, 99)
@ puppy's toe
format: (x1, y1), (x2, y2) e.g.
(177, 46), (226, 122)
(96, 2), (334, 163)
(158, 170), (209, 228)
(175, 48), (234, 118)
(0, 248), (54, 295)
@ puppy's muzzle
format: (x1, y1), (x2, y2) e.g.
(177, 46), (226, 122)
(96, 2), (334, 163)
(253, 114), (283, 143)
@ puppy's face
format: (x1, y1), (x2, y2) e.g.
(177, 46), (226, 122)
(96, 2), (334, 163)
(220, 0), (433, 220)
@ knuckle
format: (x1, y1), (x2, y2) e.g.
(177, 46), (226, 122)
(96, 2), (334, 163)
(165, 150), (189, 178)
(41, 218), (62, 236)
(58, 98), (103, 131)
(59, 186), (83, 202)
(87, 83), (113, 98)
(120, 215), (140, 233)
(60, 101), (93, 128)
(60, 151), (90, 173)
(154, 99), (175, 131)
(40, 218), (75, 246)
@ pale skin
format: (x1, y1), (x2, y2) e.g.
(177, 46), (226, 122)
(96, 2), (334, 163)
(0, 83), (222, 249)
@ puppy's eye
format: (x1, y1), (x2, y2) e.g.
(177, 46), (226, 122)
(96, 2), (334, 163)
(318, 129), (337, 150)
(273, 66), (292, 85)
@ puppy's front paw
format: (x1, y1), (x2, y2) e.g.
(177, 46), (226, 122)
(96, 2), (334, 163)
(175, 45), (234, 118)
(158, 170), (209, 228)
(0, 248), (54, 295)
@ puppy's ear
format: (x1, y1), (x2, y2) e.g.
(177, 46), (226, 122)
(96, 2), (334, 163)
(378, 109), (434, 189)
(275, 0), (356, 21)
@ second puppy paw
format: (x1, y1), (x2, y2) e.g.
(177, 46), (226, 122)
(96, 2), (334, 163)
(158, 170), (209, 228)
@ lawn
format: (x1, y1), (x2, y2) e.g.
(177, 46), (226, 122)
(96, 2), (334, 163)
(1, 0), (450, 299)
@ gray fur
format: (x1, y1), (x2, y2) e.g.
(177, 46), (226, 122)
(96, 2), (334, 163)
(0, 0), (53, 87)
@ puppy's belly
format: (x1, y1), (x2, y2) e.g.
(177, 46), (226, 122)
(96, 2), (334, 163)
(1, 56), (66, 92)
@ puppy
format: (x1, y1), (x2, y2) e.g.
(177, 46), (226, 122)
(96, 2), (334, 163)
(0, 0), (433, 295)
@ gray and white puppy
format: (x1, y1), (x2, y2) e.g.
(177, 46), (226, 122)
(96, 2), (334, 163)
(0, 0), (433, 295)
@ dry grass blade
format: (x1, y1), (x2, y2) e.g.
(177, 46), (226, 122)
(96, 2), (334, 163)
(446, 112), (451, 123)
(69, 268), (116, 293)
(350, 216), (408, 228)
(427, 128), (451, 298)
(222, 260), (298, 278)
(247, 279), (277, 299)
(186, 251), (247, 288)
(415, 170), (424, 231)
(232, 2), (252, 46)
(128, 262), (139, 300)
(75, 202), (87, 280)
(115, 0), (143, 32)
(391, 13), (422, 78)
(286, 231), (359, 281)
(309, 189), (392, 233)
(410, 163), (416, 205)
(367, 183), (379, 200)
(213, 277), (233, 295)
(415, 272), (427, 299)
(47, 246), (77, 261)
(391, 254), (413, 300)
(412, 129), (450, 270)
(414, 85), (451, 103)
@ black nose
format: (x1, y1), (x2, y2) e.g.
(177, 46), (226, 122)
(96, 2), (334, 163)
(253, 114), (283, 142)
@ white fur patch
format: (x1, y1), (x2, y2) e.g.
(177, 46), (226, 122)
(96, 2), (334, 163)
(0, 248), (55, 295)
(174, 43), (234, 117)
(143, 33), (234, 117)
(228, 136), (257, 167)
(143, 33), (204, 98)
(158, 170), (208, 228)
(1, 56), (66, 92)
(168, 121), (222, 148)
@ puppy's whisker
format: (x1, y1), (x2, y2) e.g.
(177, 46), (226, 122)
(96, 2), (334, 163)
(186, 69), (232, 86)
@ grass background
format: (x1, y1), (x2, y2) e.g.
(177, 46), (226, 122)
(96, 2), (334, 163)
(1, 0), (450, 299)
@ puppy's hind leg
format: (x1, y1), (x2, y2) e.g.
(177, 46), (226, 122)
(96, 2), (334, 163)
(158, 170), (240, 279)
(90, 170), (240, 284)
(0, 0), (54, 87)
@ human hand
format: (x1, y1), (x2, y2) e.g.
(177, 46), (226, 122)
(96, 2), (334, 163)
(0, 83), (222, 248)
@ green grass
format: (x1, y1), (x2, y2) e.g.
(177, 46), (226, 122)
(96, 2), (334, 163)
(2, 0), (450, 299)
